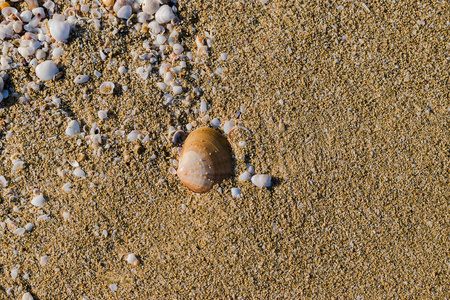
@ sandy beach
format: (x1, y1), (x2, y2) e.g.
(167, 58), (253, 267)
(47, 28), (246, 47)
(0, 0), (449, 299)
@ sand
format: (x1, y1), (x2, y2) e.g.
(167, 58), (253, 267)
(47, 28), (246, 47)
(0, 0), (449, 299)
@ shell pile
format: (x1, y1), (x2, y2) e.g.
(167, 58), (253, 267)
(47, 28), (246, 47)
(177, 127), (233, 193)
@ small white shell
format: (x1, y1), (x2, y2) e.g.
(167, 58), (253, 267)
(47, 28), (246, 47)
(65, 120), (80, 137)
(143, 0), (160, 15)
(0, 175), (7, 187)
(127, 130), (140, 142)
(223, 120), (234, 134)
(74, 75), (89, 84)
(48, 19), (70, 41)
(20, 10), (33, 22)
(99, 81), (115, 94)
(98, 110), (108, 120)
(73, 168), (85, 177)
(173, 43), (183, 55)
(155, 5), (175, 24)
(22, 292), (34, 300)
(251, 174), (272, 188)
(210, 118), (220, 129)
(126, 253), (138, 265)
(62, 182), (72, 192)
(35, 60), (59, 81)
(238, 171), (251, 181)
(117, 5), (132, 19)
(148, 21), (161, 34)
(172, 85), (182, 95)
(136, 67), (149, 79)
(31, 194), (46, 207)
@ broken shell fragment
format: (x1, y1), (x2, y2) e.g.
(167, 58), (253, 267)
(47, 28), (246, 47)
(177, 127), (232, 193)
(251, 174), (272, 188)
(35, 60), (59, 81)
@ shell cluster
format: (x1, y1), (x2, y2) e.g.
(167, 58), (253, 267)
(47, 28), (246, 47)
(177, 127), (233, 193)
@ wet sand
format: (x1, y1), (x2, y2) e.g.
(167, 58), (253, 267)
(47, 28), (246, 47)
(0, 1), (449, 299)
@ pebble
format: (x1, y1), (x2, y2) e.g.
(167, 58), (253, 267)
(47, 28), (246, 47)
(11, 268), (19, 279)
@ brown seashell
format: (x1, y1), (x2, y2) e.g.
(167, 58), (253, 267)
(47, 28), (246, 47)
(177, 127), (232, 193)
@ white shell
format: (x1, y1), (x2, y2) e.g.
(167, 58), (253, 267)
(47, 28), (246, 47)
(127, 130), (140, 142)
(238, 171), (251, 181)
(155, 5), (175, 24)
(98, 110), (108, 120)
(0, 175), (7, 187)
(223, 120), (234, 134)
(210, 118), (220, 129)
(126, 253), (137, 264)
(35, 60), (58, 81)
(31, 194), (46, 207)
(251, 174), (272, 188)
(148, 21), (161, 34)
(143, 0), (160, 15)
(73, 168), (85, 177)
(65, 120), (80, 137)
(99, 81), (115, 94)
(117, 5), (132, 19)
(48, 19), (70, 41)
(74, 75), (89, 84)
(22, 292), (34, 300)
(173, 43), (183, 55)
(20, 10), (33, 22)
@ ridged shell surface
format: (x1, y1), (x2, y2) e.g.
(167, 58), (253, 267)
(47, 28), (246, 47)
(177, 127), (232, 193)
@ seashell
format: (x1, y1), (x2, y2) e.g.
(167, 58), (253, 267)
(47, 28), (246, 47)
(22, 292), (34, 300)
(74, 75), (89, 84)
(73, 168), (85, 177)
(117, 5), (132, 19)
(173, 43), (183, 55)
(48, 19), (70, 41)
(35, 60), (59, 81)
(143, 0), (160, 15)
(251, 174), (272, 188)
(20, 10), (33, 22)
(98, 110), (108, 120)
(31, 193), (46, 207)
(113, 0), (129, 13)
(65, 120), (80, 137)
(238, 171), (251, 181)
(99, 81), (115, 94)
(148, 20), (161, 34)
(155, 5), (175, 24)
(2, 6), (18, 20)
(177, 127), (232, 193)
